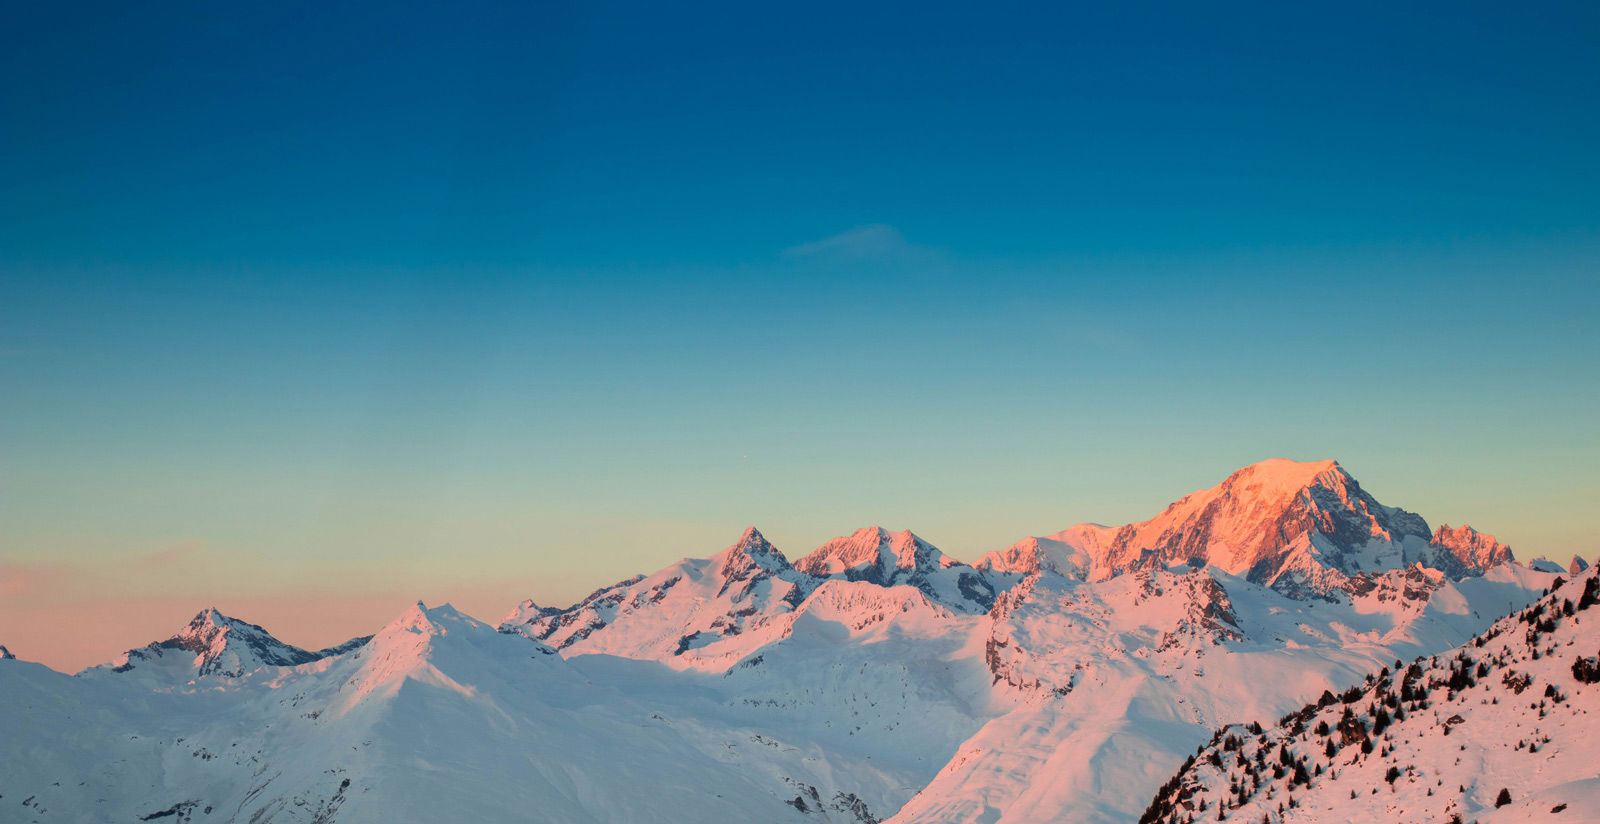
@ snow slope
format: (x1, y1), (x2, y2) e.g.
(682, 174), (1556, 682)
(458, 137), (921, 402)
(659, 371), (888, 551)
(883, 563), (1557, 824)
(1140, 566), (1600, 824)
(0, 603), (895, 823)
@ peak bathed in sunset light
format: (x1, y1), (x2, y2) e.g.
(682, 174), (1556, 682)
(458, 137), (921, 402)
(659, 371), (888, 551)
(2, 2), (1598, 822)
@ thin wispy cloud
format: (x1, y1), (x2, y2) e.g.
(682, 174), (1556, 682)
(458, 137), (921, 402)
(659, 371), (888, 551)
(781, 224), (943, 266)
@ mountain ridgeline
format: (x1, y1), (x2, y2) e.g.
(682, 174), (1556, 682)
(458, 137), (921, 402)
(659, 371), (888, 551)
(0, 458), (1584, 824)
(501, 459), (1522, 669)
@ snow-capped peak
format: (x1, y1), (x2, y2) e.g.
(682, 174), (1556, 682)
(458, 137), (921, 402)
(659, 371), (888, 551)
(176, 607), (236, 648)
(167, 608), (320, 677)
(1000, 458), (1515, 597)
(792, 527), (996, 612)
(1193, 457), (1360, 515)
(713, 525), (790, 578)
(1528, 556), (1568, 573)
(735, 524), (773, 550)
(501, 597), (558, 627)
(371, 601), (485, 644)
(794, 526), (943, 577)
(337, 601), (560, 713)
(386, 600), (441, 635)
(1093, 458), (1426, 582)
(92, 607), (366, 680)
(975, 534), (1093, 580)
(372, 601), (542, 659)
(1223, 457), (1349, 498)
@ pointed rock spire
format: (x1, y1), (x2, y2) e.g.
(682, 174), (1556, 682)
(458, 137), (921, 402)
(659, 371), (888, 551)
(725, 525), (788, 565)
(95, 608), (336, 679)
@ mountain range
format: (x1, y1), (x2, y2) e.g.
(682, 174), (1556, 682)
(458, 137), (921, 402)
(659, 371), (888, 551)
(0, 458), (1588, 823)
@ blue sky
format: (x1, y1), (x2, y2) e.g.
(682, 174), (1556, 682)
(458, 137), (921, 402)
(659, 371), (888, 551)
(2, 0), (1598, 668)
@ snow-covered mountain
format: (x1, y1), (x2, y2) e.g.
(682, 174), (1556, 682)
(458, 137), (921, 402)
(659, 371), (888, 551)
(1526, 554), (1590, 575)
(0, 602), (908, 823)
(974, 533), (1095, 583)
(793, 526), (997, 611)
(0, 458), (1586, 824)
(498, 526), (819, 669)
(1431, 523), (1515, 570)
(499, 525), (994, 670)
(1139, 565), (1600, 824)
(978, 459), (1514, 597)
(90, 607), (372, 682)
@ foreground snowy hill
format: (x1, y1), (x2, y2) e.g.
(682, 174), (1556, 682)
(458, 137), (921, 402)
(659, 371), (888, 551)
(881, 562), (1554, 824)
(0, 459), (1584, 823)
(1140, 565), (1600, 824)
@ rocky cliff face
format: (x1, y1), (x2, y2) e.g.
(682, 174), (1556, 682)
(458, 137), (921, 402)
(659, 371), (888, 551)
(1430, 523), (1514, 571)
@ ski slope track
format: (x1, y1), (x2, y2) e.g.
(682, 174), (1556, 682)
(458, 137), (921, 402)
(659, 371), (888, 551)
(0, 459), (1587, 823)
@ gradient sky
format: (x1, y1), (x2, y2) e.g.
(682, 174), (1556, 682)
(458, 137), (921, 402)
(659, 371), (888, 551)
(3, 0), (1598, 672)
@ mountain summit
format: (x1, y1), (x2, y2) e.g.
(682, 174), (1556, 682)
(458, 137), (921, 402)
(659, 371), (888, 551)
(91, 608), (369, 680)
(793, 527), (997, 610)
(980, 458), (1512, 596)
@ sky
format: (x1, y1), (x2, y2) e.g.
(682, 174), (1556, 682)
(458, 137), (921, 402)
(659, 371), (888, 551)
(2, 0), (1598, 672)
